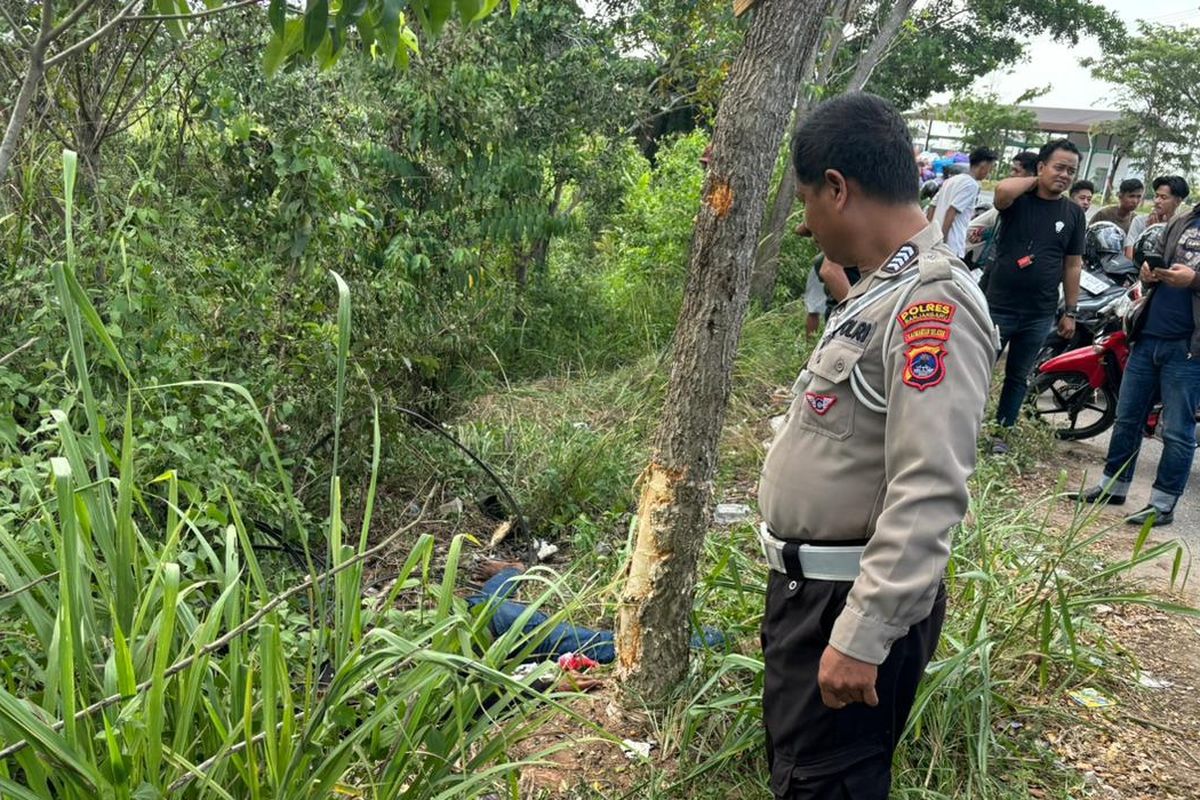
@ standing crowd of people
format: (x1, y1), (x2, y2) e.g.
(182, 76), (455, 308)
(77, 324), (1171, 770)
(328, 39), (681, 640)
(761, 90), (1200, 799)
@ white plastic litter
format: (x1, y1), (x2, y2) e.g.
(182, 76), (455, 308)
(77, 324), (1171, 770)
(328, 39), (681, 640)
(437, 498), (464, 516)
(1136, 672), (1173, 690)
(713, 503), (752, 525)
(534, 539), (559, 561)
(621, 739), (654, 760)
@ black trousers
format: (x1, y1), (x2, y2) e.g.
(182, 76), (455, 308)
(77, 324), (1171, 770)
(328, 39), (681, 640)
(760, 571), (946, 800)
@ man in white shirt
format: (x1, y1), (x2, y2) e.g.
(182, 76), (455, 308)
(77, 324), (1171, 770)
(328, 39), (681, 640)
(929, 147), (998, 257)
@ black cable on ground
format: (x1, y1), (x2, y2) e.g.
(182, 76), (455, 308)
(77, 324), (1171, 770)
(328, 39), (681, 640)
(297, 406), (532, 545)
(393, 406), (531, 544)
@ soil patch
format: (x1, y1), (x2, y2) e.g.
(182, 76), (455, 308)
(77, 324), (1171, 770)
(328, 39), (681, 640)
(508, 684), (669, 799)
(1042, 604), (1200, 799)
(1016, 437), (1200, 798)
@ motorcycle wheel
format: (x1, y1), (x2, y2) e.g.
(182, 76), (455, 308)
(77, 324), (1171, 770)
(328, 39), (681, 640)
(1028, 371), (1117, 440)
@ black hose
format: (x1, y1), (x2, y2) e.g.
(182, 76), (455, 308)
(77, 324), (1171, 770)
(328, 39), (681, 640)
(393, 407), (531, 543)
(298, 406), (531, 544)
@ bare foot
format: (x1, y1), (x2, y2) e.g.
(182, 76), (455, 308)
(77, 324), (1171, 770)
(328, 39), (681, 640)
(474, 559), (525, 582)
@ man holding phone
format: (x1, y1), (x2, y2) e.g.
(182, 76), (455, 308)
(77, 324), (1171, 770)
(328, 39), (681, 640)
(1072, 195), (1200, 526)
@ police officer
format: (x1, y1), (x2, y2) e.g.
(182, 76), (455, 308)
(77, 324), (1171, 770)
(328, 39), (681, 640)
(757, 93), (996, 799)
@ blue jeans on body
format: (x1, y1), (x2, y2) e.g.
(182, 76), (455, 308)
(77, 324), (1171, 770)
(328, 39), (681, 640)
(466, 568), (725, 663)
(1101, 336), (1200, 511)
(991, 309), (1057, 427)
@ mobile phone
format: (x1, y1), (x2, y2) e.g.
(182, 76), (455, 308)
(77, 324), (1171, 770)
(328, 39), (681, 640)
(1144, 255), (1166, 269)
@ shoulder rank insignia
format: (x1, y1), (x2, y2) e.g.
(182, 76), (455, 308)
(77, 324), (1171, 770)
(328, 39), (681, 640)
(880, 242), (919, 275)
(902, 344), (947, 391)
(805, 392), (837, 415)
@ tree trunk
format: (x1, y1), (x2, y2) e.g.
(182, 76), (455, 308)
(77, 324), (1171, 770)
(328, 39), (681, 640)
(845, 0), (916, 91)
(749, 0), (912, 308)
(1142, 135), (1160, 190)
(747, 1), (851, 309)
(614, 0), (834, 703)
(0, 1), (55, 186)
(1103, 149), (1124, 204)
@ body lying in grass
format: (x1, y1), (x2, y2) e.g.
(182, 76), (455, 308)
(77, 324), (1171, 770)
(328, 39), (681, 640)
(468, 559), (725, 664)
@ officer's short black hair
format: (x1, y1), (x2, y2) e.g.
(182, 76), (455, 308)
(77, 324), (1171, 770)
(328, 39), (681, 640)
(1012, 151), (1039, 174)
(1118, 178), (1144, 195)
(1070, 180), (1095, 196)
(969, 147), (998, 167)
(1153, 175), (1190, 200)
(792, 92), (917, 205)
(1037, 138), (1081, 165)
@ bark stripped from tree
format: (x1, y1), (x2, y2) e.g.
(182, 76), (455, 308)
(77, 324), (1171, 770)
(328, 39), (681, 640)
(614, 0), (834, 703)
(749, 0), (916, 309)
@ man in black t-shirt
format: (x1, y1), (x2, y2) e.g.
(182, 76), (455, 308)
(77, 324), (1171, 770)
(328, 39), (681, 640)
(985, 139), (1086, 441)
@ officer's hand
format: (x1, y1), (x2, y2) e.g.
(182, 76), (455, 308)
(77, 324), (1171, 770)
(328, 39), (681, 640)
(1057, 314), (1076, 339)
(1158, 264), (1195, 289)
(818, 646), (879, 709)
(1140, 262), (1160, 283)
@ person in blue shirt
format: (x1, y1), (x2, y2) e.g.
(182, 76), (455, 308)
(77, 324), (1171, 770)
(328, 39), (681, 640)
(1072, 183), (1200, 527)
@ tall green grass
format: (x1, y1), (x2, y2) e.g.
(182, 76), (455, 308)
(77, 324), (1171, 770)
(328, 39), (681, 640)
(561, 461), (1198, 800)
(0, 151), (585, 799)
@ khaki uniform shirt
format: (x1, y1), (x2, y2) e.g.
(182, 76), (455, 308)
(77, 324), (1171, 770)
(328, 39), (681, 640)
(758, 222), (996, 665)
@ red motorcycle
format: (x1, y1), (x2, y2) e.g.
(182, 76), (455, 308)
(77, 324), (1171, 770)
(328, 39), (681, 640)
(1030, 321), (1186, 442)
(1029, 328), (1131, 440)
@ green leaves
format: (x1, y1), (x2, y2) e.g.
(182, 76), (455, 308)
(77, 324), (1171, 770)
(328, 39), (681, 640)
(430, 0), (454, 32)
(268, 0), (286, 35)
(263, 19), (304, 77)
(303, 0), (329, 57)
(263, 0), (513, 75)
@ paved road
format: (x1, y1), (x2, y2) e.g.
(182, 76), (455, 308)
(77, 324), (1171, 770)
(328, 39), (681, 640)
(1057, 428), (1200, 553)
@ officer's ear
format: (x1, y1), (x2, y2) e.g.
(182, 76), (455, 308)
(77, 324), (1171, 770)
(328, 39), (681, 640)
(823, 169), (850, 211)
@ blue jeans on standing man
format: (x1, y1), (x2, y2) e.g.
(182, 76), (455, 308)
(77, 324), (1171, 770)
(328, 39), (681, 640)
(1100, 336), (1200, 511)
(991, 309), (1057, 427)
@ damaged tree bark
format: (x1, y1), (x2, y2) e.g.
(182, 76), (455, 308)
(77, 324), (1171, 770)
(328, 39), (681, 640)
(614, 0), (834, 703)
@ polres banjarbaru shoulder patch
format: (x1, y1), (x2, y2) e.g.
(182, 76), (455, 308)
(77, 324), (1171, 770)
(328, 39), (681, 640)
(897, 301), (956, 328)
(880, 242), (919, 275)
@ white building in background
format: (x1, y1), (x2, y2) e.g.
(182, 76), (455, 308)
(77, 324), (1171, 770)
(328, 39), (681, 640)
(910, 105), (1135, 196)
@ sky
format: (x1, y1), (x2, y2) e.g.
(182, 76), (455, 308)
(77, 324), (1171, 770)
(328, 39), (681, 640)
(968, 0), (1200, 109)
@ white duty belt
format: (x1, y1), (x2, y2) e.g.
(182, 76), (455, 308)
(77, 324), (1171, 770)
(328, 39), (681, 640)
(758, 524), (864, 582)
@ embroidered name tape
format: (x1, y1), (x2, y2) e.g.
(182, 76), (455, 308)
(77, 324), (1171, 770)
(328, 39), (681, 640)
(897, 301), (956, 328)
(902, 324), (951, 344)
(805, 392), (837, 415)
(831, 318), (875, 346)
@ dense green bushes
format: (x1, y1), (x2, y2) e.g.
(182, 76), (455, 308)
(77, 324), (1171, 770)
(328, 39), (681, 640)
(0, 1), (722, 534)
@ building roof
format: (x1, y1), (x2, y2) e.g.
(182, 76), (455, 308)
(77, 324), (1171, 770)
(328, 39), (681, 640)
(1025, 106), (1122, 133)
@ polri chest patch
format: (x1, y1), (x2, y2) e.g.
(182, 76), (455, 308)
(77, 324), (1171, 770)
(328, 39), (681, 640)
(826, 318), (876, 348)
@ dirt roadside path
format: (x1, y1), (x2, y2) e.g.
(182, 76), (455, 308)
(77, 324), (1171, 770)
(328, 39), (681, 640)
(1012, 445), (1200, 800)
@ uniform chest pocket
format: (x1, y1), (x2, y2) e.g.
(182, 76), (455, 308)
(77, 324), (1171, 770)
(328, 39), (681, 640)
(795, 340), (866, 441)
